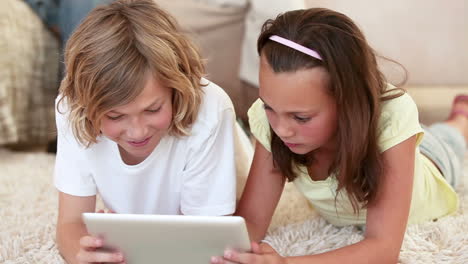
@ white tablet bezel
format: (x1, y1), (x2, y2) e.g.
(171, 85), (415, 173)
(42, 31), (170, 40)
(82, 213), (251, 263)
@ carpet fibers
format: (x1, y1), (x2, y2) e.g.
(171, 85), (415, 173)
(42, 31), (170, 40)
(0, 149), (466, 263)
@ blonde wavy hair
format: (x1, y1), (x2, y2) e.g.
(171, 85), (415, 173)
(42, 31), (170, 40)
(58, 0), (205, 147)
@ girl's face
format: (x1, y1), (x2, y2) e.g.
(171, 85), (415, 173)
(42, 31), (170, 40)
(259, 56), (338, 155)
(100, 75), (173, 165)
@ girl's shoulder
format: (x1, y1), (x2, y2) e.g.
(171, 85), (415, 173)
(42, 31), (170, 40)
(380, 87), (419, 125)
(378, 86), (423, 152)
(381, 86), (418, 113)
(247, 99), (272, 151)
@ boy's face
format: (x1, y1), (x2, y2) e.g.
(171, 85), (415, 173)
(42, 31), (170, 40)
(259, 55), (338, 155)
(100, 75), (173, 165)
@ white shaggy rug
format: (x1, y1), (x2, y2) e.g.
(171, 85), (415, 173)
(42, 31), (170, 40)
(0, 148), (467, 263)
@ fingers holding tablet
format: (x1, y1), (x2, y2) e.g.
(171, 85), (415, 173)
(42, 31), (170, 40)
(77, 235), (125, 264)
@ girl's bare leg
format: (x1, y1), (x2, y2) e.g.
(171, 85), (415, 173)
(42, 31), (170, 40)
(444, 95), (468, 143)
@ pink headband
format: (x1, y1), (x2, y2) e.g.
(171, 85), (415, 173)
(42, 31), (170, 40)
(269, 35), (322, 61)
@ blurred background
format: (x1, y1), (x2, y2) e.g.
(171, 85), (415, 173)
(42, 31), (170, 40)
(0, 0), (467, 152)
(1, 2), (467, 263)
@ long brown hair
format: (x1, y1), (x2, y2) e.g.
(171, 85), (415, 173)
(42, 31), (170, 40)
(258, 8), (404, 212)
(58, 0), (205, 146)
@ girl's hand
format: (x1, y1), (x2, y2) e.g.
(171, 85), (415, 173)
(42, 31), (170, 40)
(211, 242), (286, 264)
(96, 209), (115, 214)
(76, 235), (125, 263)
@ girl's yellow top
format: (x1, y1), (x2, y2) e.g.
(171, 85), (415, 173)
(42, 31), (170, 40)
(248, 90), (458, 226)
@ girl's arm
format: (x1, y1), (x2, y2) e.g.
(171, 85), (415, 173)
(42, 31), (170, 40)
(235, 142), (286, 242)
(223, 135), (417, 264)
(56, 192), (124, 264)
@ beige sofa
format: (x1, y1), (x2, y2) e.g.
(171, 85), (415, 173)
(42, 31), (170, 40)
(0, 0), (59, 147)
(305, 0), (468, 125)
(1, 0), (465, 150)
(161, 0), (468, 125)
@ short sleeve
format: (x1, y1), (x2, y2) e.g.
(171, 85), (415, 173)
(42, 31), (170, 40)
(247, 99), (272, 152)
(180, 108), (237, 216)
(54, 97), (96, 196)
(378, 92), (424, 153)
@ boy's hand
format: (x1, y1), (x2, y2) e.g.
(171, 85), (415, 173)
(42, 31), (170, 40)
(76, 235), (125, 264)
(75, 209), (121, 263)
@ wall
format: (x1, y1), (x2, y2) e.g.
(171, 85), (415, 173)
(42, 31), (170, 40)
(305, 0), (468, 85)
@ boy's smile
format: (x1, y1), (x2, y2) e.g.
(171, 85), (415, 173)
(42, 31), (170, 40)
(100, 73), (173, 165)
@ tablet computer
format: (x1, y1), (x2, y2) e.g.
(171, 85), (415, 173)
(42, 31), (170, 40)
(82, 213), (251, 263)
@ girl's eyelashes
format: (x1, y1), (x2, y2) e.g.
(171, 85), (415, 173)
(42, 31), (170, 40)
(294, 115), (311, 123)
(263, 103), (273, 111)
(264, 103), (312, 123)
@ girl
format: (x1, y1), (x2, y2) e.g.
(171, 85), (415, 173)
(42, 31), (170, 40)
(54, 0), (251, 263)
(212, 8), (468, 264)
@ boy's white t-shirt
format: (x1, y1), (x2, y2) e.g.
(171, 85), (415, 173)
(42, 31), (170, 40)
(54, 80), (236, 216)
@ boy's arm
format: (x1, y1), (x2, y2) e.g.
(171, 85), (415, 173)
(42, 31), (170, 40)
(56, 192), (96, 264)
